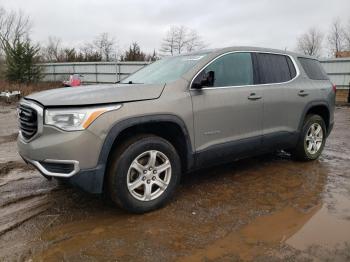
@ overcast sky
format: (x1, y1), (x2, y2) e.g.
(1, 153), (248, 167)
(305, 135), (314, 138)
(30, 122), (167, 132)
(1, 0), (349, 56)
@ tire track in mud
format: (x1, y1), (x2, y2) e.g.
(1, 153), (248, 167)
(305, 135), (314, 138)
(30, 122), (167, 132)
(0, 133), (18, 145)
(0, 166), (59, 235)
(0, 196), (51, 235)
(0, 161), (34, 176)
(0, 107), (58, 235)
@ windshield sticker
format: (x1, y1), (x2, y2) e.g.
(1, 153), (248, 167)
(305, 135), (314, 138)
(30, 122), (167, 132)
(183, 56), (204, 61)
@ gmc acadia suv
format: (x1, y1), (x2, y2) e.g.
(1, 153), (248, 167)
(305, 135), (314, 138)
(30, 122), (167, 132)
(17, 47), (335, 213)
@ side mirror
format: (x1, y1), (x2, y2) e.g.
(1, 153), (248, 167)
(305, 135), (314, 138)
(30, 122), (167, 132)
(192, 82), (202, 89)
(192, 71), (215, 89)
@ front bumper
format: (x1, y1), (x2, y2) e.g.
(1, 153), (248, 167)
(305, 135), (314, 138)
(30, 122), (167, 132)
(17, 99), (107, 193)
(20, 153), (105, 193)
(18, 128), (106, 193)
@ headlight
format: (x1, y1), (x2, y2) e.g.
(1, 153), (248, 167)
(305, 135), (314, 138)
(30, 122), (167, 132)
(45, 104), (122, 131)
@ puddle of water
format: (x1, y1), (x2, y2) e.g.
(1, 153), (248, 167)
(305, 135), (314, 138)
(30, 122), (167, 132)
(180, 206), (321, 261)
(181, 193), (350, 261)
(287, 195), (350, 249)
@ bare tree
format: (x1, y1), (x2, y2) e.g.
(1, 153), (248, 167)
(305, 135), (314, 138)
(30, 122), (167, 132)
(160, 25), (206, 56)
(93, 32), (116, 61)
(160, 26), (177, 56)
(327, 19), (345, 57)
(344, 20), (350, 50)
(186, 29), (205, 53)
(79, 42), (102, 61)
(296, 27), (323, 57)
(41, 36), (62, 62)
(0, 7), (31, 49)
(174, 25), (189, 54)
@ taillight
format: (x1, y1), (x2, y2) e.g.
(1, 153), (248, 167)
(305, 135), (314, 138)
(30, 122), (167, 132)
(332, 83), (337, 93)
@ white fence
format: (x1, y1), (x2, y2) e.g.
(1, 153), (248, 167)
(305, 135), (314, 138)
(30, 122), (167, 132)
(40, 61), (149, 83)
(320, 58), (350, 89)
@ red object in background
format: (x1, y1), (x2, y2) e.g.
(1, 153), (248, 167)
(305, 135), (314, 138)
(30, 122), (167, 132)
(63, 74), (82, 87)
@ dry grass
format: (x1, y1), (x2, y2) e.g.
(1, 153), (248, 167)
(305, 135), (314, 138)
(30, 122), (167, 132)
(0, 81), (62, 96)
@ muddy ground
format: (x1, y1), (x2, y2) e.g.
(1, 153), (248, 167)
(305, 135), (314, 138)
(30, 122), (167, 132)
(0, 104), (350, 261)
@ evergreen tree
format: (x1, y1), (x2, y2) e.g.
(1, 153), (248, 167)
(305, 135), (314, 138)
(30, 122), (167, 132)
(120, 42), (147, 61)
(4, 39), (42, 83)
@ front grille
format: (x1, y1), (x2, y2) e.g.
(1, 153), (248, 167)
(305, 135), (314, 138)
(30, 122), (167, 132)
(39, 162), (75, 174)
(18, 104), (38, 140)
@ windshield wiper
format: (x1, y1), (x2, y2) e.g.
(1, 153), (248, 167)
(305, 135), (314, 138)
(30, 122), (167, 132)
(118, 81), (143, 84)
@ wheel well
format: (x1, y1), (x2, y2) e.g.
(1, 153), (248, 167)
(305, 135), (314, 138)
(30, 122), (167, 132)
(306, 105), (330, 131)
(107, 121), (190, 173)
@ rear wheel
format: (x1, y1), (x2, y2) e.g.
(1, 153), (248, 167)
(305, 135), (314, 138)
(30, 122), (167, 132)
(292, 114), (326, 161)
(107, 135), (181, 213)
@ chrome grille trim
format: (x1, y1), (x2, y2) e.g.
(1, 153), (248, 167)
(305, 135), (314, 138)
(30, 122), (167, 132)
(18, 100), (43, 142)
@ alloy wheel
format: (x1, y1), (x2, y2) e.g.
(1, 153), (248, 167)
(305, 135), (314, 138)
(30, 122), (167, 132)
(126, 150), (172, 201)
(305, 123), (323, 155)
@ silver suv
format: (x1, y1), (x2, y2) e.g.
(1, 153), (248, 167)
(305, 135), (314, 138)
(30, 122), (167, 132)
(18, 47), (335, 213)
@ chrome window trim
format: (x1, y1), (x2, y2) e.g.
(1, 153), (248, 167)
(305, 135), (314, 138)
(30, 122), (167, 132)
(18, 100), (44, 143)
(189, 50), (300, 91)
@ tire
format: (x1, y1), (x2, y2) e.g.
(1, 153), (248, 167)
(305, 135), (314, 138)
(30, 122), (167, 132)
(106, 134), (181, 213)
(292, 114), (326, 161)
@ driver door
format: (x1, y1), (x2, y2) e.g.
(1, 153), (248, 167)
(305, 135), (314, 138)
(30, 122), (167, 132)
(190, 52), (264, 166)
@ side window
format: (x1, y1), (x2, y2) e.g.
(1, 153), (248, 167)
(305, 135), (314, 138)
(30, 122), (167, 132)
(298, 58), (329, 80)
(256, 53), (294, 84)
(194, 52), (254, 87)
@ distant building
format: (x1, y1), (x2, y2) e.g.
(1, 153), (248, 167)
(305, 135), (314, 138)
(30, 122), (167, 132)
(321, 58), (350, 103)
(335, 51), (350, 58)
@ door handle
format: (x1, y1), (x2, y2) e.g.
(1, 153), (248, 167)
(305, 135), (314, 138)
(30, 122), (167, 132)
(298, 90), (309, 97)
(248, 93), (262, 100)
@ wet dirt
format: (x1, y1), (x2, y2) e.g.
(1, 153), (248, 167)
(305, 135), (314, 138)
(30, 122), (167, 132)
(0, 161), (34, 176)
(0, 106), (350, 261)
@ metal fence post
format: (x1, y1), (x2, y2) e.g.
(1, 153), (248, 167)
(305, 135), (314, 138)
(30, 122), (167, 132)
(95, 63), (98, 83)
(118, 63), (121, 82)
(115, 60), (119, 82)
(53, 64), (56, 82)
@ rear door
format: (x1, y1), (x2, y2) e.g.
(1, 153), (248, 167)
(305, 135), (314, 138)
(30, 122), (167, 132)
(190, 52), (264, 165)
(255, 52), (301, 150)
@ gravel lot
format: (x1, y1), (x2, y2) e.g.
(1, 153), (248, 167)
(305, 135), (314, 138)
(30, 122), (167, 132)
(0, 104), (350, 261)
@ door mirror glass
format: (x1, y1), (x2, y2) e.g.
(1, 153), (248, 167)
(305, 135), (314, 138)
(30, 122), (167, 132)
(192, 70), (215, 89)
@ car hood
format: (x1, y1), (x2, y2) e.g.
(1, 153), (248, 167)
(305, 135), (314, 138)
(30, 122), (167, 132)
(25, 83), (165, 107)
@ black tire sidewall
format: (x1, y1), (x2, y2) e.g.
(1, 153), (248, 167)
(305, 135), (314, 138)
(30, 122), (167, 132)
(108, 136), (181, 213)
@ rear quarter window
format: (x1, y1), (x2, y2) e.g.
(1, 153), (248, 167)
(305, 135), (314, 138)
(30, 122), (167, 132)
(298, 58), (329, 80)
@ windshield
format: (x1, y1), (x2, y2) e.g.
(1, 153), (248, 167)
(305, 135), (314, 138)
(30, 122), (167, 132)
(121, 54), (208, 84)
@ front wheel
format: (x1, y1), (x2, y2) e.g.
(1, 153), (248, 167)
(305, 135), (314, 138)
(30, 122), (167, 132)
(292, 114), (326, 161)
(106, 135), (181, 213)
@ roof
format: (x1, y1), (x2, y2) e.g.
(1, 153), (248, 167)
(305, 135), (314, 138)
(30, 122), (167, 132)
(189, 46), (309, 59)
